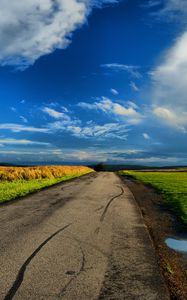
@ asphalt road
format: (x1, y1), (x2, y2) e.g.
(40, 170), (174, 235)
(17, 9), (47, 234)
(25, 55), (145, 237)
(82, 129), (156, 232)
(0, 172), (170, 300)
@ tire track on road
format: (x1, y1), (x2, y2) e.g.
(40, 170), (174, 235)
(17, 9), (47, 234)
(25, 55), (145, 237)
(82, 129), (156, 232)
(58, 243), (85, 299)
(100, 186), (124, 222)
(95, 186), (124, 235)
(4, 223), (71, 300)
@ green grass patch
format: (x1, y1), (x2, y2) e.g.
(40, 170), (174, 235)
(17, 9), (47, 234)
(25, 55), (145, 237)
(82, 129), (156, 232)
(0, 174), (82, 203)
(119, 171), (187, 224)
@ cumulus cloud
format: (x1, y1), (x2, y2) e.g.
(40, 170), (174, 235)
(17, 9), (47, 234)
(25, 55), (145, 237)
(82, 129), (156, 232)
(78, 97), (142, 124)
(101, 63), (142, 78)
(0, 0), (119, 69)
(153, 106), (187, 132)
(145, 0), (187, 132)
(150, 31), (187, 131)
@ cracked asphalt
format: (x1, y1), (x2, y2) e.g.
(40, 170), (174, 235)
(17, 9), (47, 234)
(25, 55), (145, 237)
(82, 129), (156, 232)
(0, 172), (170, 300)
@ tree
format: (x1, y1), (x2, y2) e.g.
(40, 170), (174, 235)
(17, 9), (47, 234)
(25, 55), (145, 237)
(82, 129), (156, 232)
(94, 163), (107, 172)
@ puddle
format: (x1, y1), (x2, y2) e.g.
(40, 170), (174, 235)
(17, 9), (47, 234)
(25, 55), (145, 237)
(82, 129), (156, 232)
(165, 237), (187, 253)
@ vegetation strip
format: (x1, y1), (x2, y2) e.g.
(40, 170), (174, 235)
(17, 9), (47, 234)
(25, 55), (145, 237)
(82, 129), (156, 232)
(119, 171), (187, 224)
(0, 166), (93, 203)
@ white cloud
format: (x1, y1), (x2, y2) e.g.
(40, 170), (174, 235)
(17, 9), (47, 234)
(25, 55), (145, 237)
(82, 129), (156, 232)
(0, 0), (119, 69)
(101, 63), (142, 78)
(0, 138), (50, 146)
(0, 123), (49, 133)
(78, 97), (142, 124)
(150, 31), (187, 131)
(42, 107), (68, 119)
(110, 88), (119, 95)
(129, 81), (139, 91)
(142, 133), (150, 140)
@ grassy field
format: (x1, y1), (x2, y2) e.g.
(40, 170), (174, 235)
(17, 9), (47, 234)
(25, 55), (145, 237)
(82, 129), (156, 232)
(0, 166), (93, 203)
(119, 171), (187, 224)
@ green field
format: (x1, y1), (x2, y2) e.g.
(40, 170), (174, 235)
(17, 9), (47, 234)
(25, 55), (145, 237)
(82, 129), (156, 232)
(120, 171), (187, 224)
(0, 174), (82, 203)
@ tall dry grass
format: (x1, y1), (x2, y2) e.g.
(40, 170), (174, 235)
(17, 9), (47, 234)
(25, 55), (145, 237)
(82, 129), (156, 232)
(0, 166), (93, 181)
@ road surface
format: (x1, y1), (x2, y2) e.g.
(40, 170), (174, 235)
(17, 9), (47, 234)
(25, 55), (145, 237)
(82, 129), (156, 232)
(0, 172), (169, 300)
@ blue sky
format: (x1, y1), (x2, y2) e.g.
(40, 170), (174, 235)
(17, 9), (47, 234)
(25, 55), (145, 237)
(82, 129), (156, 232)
(0, 0), (187, 165)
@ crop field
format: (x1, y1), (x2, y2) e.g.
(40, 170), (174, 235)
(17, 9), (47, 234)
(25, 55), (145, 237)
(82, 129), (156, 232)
(120, 171), (187, 224)
(0, 166), (93, 203)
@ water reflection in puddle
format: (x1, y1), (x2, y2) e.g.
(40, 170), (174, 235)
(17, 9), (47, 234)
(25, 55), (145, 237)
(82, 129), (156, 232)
(165, 237), (187, 253)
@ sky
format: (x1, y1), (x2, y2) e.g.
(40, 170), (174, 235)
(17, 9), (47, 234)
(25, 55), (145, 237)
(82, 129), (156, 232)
(0, 0), (187, 166)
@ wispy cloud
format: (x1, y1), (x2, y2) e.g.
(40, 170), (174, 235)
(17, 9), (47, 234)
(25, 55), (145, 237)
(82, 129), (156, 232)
(20, 116), (28, 123)
(48, 121), (129, 140)
(0, 123), (49, 133)
(42, 107), (68, 119)
(143, 0), (162, 8)
(110, 88), (119, 95)
(10, 106), (17, 112)
(0, 138), (50, 146)
(150, 0), (187, 22)
(129, 81), (139, 91)
(142, 133), (150, 140)
(101, 63), (142, 78)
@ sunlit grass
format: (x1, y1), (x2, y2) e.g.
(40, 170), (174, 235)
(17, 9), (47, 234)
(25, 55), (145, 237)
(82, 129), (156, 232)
(119, 171), (187, 224)
(0, 165), (93, 181)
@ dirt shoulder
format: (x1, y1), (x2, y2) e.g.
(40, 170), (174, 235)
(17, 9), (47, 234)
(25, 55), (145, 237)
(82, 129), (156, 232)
(120, 176), (187, 300)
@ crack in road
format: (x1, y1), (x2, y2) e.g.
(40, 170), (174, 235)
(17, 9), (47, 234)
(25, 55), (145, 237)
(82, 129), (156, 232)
(4, 223), (72, 300)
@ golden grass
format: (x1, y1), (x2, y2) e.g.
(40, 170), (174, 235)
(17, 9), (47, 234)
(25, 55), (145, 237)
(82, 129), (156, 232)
(0, 166), (93, 181)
